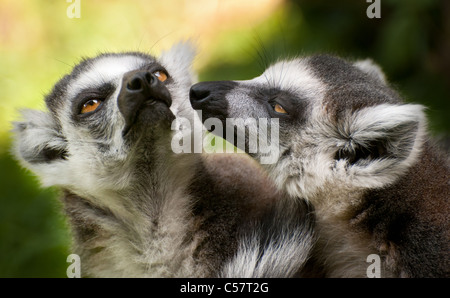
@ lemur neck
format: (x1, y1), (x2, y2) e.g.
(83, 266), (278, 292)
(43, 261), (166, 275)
(69, 132), (201, 225)
(122, 131), (200, 217)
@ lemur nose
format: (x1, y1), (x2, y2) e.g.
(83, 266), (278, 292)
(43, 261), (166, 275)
(120, 69), (171, 106)
(118, 69), (172, 136)
(189, 82), (212, 103)
(189, 81), (238, 105)
(126, 71), (156, 91)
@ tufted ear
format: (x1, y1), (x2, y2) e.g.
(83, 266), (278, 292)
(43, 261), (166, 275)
(160, 40), (200, 126)
(354, 59), (387, 84)
(159, 40), (197, 86)
(12, 109), (69, 186)
(335, 104), (427, 188)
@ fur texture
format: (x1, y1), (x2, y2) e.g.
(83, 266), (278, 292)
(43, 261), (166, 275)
(190, 54), (450, 277)
(12, 42), (315, 277)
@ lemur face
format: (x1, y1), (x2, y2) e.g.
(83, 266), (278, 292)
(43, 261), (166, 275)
(13, 43), (196, 196)
(50, 53), (175, 156)
(190, 55), (426, 199)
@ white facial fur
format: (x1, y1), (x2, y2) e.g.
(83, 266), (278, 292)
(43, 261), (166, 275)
(221, 57), (427, 207)
(13, 42), (197, 206)
(198, 55), (430, 277)
(12, 42), (209, 277)
(254, 58), (327, 98)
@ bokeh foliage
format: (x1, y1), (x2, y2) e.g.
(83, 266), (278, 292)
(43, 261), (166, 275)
(0, 0), (448, 277)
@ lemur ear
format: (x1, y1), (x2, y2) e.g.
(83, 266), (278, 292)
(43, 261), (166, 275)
(12, 109), (68, 185)
(353, 59), (387, 84)
(335, 104), (426, 188)
(159, 41), (197, 86)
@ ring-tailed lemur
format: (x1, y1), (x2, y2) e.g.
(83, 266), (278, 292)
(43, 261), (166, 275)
(12, 43), (314, 277)
(190, 55), (450, 277)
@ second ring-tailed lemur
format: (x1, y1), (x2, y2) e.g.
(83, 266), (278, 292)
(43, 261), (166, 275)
(12, 43), (314, 277)
(190, 55), (450, 277)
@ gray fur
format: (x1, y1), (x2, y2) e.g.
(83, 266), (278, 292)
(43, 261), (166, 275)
(191, 54), (450, 277)
(221, 200), (315, 277)
(12, 42), (315, 277)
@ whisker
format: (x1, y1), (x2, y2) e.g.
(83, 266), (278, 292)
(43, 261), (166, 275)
(51, 58), (74, 69)
(251, 32), (273, 88)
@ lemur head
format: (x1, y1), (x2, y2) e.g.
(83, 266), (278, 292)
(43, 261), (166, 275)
(13, 42), (196, 200)
(190, 55), (426, 200)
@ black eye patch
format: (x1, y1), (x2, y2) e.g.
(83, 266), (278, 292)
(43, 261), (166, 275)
(250, 86), (308, 122)
(72, 82), (115, 120)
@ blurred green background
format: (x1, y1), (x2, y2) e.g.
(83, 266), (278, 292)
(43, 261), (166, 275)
(0, 0), (448, 277)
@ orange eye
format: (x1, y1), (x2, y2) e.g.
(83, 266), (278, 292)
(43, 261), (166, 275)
(274, 103), (287, 114)
(81, 99), (102, 114)
(154, 70), (168, 82)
